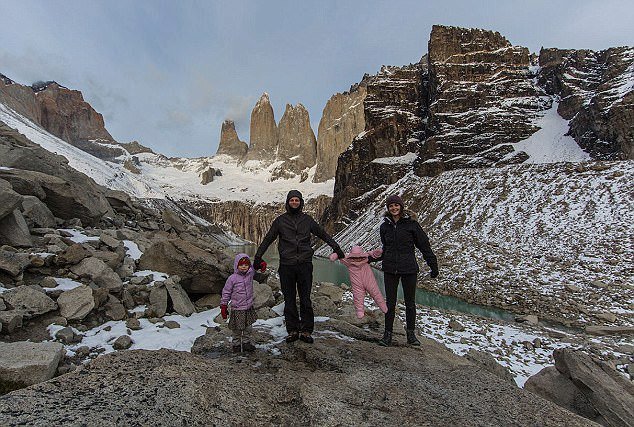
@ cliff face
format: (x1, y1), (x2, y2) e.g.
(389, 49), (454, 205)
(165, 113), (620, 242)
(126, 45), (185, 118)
(323, 63), (426, 232)
(323, 25), (633, 231)
(313, 86), (367, 182)
(539, 47), (634, 160)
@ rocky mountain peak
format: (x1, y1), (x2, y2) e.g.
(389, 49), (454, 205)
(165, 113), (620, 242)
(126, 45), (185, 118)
(428, 25), (511, 64)
(274, 103), (317, 178)
(216, 119), (248, 158)
(245, 92), (278, 163)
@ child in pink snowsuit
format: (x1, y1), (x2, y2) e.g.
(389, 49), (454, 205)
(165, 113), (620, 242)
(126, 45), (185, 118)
(329, 245), (388, 318)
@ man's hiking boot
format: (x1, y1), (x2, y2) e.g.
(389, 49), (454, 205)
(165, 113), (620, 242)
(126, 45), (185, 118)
(232, 344), (242, 353)
(286, 331), (299, 343)
(378, 331), (392, 346)
(299, 332), (314, 344)
(406, 329), (421, 346)
(242, 342), (256, 352)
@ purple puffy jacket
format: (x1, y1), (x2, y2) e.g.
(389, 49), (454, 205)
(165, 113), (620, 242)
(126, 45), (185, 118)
(220, 253), (255, 310)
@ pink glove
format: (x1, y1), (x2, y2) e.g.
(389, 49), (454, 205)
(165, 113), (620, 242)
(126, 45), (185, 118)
(369, 248), (383, 258)
(259, 261), (267, 272)
(329, 253), (339, 261)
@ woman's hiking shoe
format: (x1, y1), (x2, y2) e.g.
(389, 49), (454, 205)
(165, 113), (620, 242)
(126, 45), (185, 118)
(299, 332), (314, 344)
(285, 332), (299, 343)
(406, 330), (421, 346)
(378, 331), (392, 346)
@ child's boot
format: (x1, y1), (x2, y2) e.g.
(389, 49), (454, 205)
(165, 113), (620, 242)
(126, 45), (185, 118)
(242, 342), (256, 352)
(406, 329), (421, 346)
(378, 330), (392, 346)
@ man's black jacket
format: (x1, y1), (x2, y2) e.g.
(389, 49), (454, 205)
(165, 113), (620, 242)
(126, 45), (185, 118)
(379, 215), (438, 275)
(255, 212), (342, 265)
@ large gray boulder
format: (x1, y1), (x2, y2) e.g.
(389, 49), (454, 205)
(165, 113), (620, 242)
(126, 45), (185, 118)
(20, 195), (57, 228)
(0, 178), (22, 220)
(464, 349), (516, 385)
(0, 209), (33, 247)
(554, 348), (634, 427)
(0, 310), (23, 334)
(525, 366), (602, 422)
(0, 249), (31, 277)
(1, 285), (57, 318)
(70, 257), (123, 292)
(57, 285), (95, 320)
(0, 168), (112, 226)
(164, 277), (195, 316)
(148, 285), (168, 318)
(0, 341), (595, 425)
(0, 341), (64, 387)
(253, 281), (275, 310)
(138, 239), (231, 294)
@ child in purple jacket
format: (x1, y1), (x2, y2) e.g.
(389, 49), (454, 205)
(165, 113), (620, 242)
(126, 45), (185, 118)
(220, 253), (266, 353)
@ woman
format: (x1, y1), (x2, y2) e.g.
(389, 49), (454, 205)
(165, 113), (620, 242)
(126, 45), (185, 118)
(378, 194), (439, 346)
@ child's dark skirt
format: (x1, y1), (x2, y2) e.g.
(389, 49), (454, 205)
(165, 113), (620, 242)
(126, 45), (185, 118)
(228, 307), (257, 331)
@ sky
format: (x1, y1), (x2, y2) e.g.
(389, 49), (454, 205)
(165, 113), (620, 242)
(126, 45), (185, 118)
(0, 0), (632, 158)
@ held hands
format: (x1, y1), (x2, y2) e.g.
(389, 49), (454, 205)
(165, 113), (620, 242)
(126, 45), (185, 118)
(328, 253), (339, 262)
(220, 304), (228, 320)
(258, 261), (267, 272)
(254, 257), (267, 272)
(335, 248), (346, 260)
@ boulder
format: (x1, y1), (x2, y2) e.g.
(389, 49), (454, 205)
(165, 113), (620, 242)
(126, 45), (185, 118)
(0, 249), (31, 277)
(20, 195), (57, 228)
(554, 348), (634, 426)
(70, 257), (123, 292)
(585, 325), (634, 335)
(0, 310), (23, 334)
(125, 318), (141, 330)
(194, 294), (221, 310)
(56, 243), (89, 265)
(164, 320), (180, 329)
(99, 233), (120, 250)
(0, 341), (64, 387)
(54, 327), (82, 344)
(315, 282), (345, 302)
(161, 209), (185, 233)
(104, 295), (127, 321)
(57, 285), (95, 320)
(148, 285), (168, 318)
(1, 286), (57, 318)
(253, 282), (275, 310)
(525, 366), (601, 422)
(464, 349), (516, 385)
(138, 239), (231, 294)
(164, 278), (195, 316)
(0, 178), (22, 220)
(112, 335), (133, 350)
(0, 209), (33, 247)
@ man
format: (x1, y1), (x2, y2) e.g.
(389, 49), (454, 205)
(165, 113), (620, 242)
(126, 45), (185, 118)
(254, 190), (345, 344)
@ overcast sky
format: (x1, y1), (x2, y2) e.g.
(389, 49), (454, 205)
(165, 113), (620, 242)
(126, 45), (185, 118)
(1, 0), (632, 157)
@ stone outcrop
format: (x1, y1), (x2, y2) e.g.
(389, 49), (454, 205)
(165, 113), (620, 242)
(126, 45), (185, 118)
(314, 85), (367, 182)
(0, 342), (594, 425)
(0, 341), (64, 389)
(538, 47), (634, 160)
(526, 348), (634, 426)
(1, 286), (57, 319)
(215, 120), (247, 158)
(274, 103), (317, 177)
(56, 285), (95, 320)
(244, 93), (278, 163)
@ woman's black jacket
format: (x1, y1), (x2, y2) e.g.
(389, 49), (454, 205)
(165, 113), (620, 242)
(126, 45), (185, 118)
(379, 215), (438, 275)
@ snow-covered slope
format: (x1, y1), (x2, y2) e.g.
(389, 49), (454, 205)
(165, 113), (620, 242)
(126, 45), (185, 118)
(0, 102), (334, 204)
(321, 161), (634, 327)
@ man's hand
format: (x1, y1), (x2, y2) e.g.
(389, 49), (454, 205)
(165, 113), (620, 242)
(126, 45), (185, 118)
(430, 269), (439, 279)
(335, 248), (345, 260)
(258, 261), (267, 272)
(220, 304), (228, 320)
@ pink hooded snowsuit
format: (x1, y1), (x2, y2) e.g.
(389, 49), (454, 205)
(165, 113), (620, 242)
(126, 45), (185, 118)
(330, 246), (388, 318)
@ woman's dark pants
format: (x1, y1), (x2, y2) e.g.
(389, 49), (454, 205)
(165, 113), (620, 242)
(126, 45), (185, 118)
(384, 272), (417, 332)
(278, 262), (314, 333)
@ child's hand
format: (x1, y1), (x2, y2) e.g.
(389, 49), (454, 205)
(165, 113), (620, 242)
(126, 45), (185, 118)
(220, 304), (228, 320)
(328, 253), (338, 262)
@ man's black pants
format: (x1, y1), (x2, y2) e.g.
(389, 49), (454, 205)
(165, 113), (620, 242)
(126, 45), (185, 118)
(278, 262), (314, 334)
(384, 272), (417, 332)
